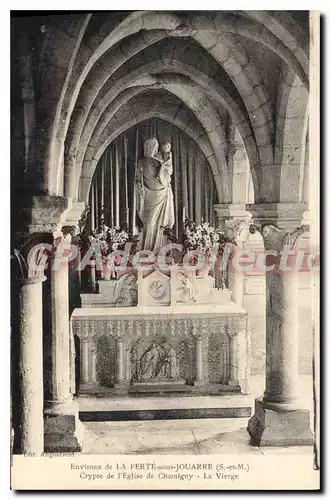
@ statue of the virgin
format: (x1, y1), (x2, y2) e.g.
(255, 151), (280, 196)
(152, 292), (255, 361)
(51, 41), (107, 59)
(135, 137), (175, 253)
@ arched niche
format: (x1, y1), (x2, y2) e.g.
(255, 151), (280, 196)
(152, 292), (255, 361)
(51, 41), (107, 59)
(85, 117), (219, 237)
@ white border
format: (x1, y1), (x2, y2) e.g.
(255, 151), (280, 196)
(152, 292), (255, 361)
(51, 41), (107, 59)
(2, 6), (326, 498)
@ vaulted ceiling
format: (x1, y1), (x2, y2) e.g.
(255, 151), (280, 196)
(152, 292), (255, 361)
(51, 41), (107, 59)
(11, 11), (310, 204)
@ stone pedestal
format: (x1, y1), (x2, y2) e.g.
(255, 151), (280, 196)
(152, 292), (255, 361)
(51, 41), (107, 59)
(44, 400), (84, 452)
(13, 277), (45, 454)
(248, 397), (313, 446)
(44, 235), (84, 452)
(246, 204), (313, 446)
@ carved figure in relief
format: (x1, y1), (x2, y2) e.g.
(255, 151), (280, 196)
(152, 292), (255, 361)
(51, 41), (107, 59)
(138, 342), (162, 380)
(176, 272), (196, 302)
(133, 340), (180, 381)
(160, 340), (180, 379)
(156, 142), (173, 186)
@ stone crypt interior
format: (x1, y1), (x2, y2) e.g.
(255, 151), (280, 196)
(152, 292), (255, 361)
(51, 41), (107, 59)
(11, 11), (318, 455)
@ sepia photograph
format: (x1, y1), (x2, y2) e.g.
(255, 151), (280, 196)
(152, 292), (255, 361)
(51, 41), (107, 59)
(9, 8), (320, 490)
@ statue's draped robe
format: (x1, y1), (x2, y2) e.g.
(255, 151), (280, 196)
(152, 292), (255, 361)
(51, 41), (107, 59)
(139, 345), (161, 379)
(136, 157), (175, 253)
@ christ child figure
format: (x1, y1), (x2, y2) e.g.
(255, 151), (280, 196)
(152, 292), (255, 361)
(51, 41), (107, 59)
(156, 142), (173, 186)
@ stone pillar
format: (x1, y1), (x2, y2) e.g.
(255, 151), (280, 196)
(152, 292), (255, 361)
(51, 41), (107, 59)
(194, 336), (204, 386)
(227, 137), (251, 206)
(116, 338), (125, 384)
(227, 260), (244, 307)
(90, 340), (97, 384)
(80, 338), (90, 384)
(13, 275), (45, 454)
(44, 233), (84, 452)
(214, 204), (251, 299)
(247, 203), (313, 446)
(12, 197), (86, 453)
(114, 342), (128, 393)
(90, 260), (96, 292)
(228, 333), (239, 387)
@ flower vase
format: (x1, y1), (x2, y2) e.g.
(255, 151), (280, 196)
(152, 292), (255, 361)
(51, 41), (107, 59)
(103, 265), (112, 280)
(197, 263), (211, 278)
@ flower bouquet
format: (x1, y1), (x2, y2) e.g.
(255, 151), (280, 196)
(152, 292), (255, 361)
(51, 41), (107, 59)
(162, 218), (235, 278)
(78, 223), (139, 280)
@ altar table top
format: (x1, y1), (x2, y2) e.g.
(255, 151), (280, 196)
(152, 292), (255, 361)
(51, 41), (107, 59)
(71, 304), (246, 320)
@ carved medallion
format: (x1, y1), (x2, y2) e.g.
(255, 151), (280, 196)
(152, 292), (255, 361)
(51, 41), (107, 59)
(148, 280), (166, 300)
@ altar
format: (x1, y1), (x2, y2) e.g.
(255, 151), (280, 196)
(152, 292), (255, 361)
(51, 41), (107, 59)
(71, 303), (249, 395)
(72, 136), (250, 396)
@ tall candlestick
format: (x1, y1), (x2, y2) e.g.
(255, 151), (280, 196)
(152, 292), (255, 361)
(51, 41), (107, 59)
(182, 206), (186, 223)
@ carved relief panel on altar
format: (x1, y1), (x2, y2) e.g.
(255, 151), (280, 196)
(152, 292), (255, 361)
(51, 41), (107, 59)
(73, 313), (248, 394)
(170, 268), (198, 305)
(130, 337), (195, 385)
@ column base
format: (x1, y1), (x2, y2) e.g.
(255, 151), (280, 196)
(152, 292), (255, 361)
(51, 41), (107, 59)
(228, 379), (240, 390)
(44, 400), (84, 452)
(193, 380), (206, 387)
(247, 397), (313, 447)
(114, 383), (129, 395)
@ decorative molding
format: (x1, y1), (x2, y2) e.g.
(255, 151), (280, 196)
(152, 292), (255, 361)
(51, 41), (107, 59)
(246, 203), (308, 231)
(72, 313), (247, 341)
(12, 197), (86, 238)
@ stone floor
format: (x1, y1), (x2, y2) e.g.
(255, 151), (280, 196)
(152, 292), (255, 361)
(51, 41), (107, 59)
(80, 375), (315, 455)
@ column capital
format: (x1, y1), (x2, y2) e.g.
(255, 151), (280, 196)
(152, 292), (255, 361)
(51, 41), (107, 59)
(261, 224), (310, 252)
(12, 247), (49, 283)
(213, 204), (252, 241)
(224, 216), (253, 242)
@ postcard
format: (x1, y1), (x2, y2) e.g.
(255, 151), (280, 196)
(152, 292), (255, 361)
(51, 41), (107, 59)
(10, 9), (320, 490)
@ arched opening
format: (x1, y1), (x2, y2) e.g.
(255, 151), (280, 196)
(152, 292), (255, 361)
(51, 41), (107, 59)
(86, 118), (218, 237)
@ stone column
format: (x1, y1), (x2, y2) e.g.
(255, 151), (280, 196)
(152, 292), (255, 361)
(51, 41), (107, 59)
(80, 338), (90, 384)
(247, 204), (313, 446)
(228, 332), (239, 388)
(90, 260), (96, 292)
(90, 340), (97, 384)
(214, 204), (252, 299)
(12, 197), (86, 453)
(194, 336), (204, 386)
(116, 338), (125, 384)
(227, 137), (251, 206)
(13, 275), (45, 454)
(44, 233), (84, 452)
(114, 321), (128, 393)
